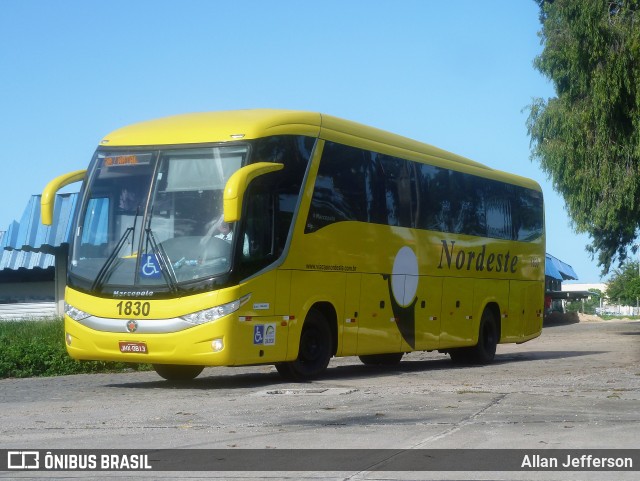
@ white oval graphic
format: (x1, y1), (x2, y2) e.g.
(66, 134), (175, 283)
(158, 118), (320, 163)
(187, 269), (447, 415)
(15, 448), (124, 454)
(391, 246), (419, 307)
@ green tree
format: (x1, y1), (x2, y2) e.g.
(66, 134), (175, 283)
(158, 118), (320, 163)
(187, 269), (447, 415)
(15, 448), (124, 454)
(606, 261), (640, 305)
(527, 0), (640, 274)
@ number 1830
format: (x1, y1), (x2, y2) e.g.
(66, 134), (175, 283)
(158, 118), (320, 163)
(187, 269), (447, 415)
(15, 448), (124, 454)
(116, 301), (151, 317)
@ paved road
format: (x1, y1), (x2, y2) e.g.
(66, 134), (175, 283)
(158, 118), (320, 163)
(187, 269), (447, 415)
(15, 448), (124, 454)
(1, 319), (639, 480)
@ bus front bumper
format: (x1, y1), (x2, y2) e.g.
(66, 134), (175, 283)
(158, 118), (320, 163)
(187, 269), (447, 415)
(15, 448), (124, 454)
(64, 314), (289, 366)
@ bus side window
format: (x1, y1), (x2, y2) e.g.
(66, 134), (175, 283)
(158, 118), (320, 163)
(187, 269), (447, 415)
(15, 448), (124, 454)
(448, 170), (485, 237)
(237, 183), (301, 279)
(514, 189), (543, 241)
(366, 153), (391, 225)
(241, 189), (274, 261)
(378, 154), (419, 228)
(306, 142), (386, 232)
(417, 163), (449, 232)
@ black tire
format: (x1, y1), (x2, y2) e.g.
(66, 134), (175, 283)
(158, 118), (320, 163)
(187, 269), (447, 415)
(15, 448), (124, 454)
(449, 308), (498, 365)
(448, 347), (473, 364)
(275, 310), (332, 381)
(473, 308), (498, 364)
(152, 364), (204, 381)
(358, 352), (404, 366)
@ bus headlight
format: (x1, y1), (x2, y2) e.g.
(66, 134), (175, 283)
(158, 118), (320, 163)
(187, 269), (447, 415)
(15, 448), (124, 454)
(181, 296), (248, 325)
(65, 302), (91, 321)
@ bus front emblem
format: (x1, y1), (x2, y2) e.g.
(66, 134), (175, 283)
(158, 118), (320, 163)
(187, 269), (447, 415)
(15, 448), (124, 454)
(126, 320), (138, 333)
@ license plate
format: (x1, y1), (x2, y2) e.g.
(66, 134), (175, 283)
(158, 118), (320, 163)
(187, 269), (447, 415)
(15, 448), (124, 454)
(119, 341), (148, 354)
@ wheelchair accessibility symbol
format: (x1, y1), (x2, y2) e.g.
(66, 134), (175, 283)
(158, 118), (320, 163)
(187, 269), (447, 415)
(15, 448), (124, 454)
(253, 325), (264, 345)
(141, 254), (161, 278)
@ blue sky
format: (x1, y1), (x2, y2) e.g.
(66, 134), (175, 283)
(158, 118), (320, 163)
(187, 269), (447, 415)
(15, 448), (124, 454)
(0, 0), (605, 283)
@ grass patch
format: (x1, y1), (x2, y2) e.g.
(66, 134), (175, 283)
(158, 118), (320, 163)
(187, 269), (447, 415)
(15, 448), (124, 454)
(600, 315), (640, 321)
(0, 318), (151, 379)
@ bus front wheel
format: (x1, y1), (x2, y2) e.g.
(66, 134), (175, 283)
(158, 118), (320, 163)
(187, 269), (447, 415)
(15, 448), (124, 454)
(275, 310), (332, 381)
(153, 364), (204, 381)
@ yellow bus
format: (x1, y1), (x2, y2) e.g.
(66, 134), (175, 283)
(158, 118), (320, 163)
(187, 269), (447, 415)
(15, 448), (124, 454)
(42, 110), (545, 381)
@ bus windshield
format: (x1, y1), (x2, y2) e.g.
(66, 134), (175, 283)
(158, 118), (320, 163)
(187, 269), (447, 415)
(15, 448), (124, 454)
(70, 145), (248, 293)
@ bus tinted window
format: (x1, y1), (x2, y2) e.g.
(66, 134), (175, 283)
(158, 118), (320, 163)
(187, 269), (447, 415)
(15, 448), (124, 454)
(378, 153), (419, 228)
(306, 142), (367, 231)
(235, 135), (316, 279)
(306, 142), (543, 242)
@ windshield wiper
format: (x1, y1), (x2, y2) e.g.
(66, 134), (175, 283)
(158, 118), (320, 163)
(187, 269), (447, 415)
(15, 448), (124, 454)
(139, 191), (179, 293)
(91, 227), (134, 292)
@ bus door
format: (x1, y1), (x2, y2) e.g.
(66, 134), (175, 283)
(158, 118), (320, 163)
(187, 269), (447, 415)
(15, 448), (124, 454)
(357, 273), (402, 355)
(506, 280), (543, 341)
(340, 272), (361, 356)
(439, 277), (475, 348)
(413, 276), (443, 351)
(523, 281), (544, 337)
(509, 281), (544, 342)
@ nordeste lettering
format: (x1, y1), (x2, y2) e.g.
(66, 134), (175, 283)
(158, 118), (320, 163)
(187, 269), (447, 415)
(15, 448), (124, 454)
(437, 240), (518, 274)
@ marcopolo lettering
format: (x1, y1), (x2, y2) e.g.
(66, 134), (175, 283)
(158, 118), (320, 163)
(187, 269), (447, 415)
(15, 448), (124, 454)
(437, 240), (518, 274)
(112, 290), (154, 298)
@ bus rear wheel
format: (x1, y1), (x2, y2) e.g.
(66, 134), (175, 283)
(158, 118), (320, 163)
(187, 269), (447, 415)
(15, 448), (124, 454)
(359, 353), (404, 366)
(275, 310), (332, 381)
(153, 364), (204, 381)
(449, 308), (498, 365)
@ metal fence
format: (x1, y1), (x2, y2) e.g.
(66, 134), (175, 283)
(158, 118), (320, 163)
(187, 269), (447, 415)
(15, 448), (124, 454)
(0, 302), (58, 320)
(596, 305), (640, 317)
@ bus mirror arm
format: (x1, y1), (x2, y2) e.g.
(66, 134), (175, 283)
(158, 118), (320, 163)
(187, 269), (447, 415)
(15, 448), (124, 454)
(223, 162), (284, 222)
(41, 169), (87, 225)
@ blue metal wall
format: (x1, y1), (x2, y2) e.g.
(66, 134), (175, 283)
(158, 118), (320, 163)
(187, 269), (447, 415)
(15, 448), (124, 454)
(0, 193), (78, 272)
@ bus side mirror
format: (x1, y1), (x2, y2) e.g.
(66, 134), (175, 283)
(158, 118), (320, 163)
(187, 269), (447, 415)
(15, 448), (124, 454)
(41, 170), (87, 225)
(223, 162), (284, 222)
